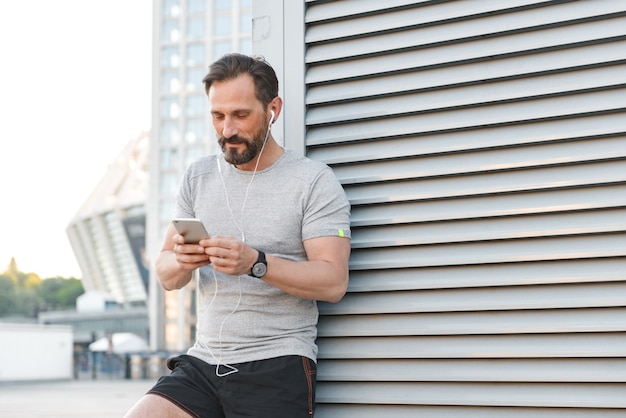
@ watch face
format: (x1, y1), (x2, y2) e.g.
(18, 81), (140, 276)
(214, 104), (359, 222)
(252, 262), (267, 277)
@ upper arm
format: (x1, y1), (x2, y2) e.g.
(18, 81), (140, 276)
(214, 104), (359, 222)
(303, 235), (351, 272)
(302, 235), (351, 301)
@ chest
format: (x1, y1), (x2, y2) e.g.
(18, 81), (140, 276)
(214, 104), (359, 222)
(191, 172), (307, 254)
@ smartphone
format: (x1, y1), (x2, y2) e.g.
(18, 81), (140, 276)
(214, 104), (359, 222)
(172, 218), (210, 244)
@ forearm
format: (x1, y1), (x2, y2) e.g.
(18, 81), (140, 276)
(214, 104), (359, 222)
(262, 255), (349, 303)
(203, 235), (351, 302)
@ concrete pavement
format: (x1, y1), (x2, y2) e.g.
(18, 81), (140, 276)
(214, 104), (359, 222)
(0, 379), (156, 417)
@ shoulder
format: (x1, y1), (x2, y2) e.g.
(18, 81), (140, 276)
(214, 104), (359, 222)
(279, 149), (333, 177)
(274, 150), (346, 199)
(184, 154), (219, 180)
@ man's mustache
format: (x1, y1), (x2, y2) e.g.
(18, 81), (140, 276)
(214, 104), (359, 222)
(219, 136), (247, 144)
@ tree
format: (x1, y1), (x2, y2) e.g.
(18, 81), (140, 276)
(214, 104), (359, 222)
(24, 273), (42, 289)
(0, 276), (17, 316)
(3, 257), (21, 285)
(38, 277), (84, 310)
(0, 259), (84, 317)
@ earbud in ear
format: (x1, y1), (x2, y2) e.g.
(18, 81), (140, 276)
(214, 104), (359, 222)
(270, 110), (275, 124)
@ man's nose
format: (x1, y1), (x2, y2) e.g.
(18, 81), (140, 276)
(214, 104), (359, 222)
(222, 117), (238, 138)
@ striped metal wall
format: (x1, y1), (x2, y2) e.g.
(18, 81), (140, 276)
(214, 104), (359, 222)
(302, 0), (626, 416)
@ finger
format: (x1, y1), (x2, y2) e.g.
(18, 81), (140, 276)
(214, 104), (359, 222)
(209, 235), (237, 248)
(209, 255), (222, 266)
(175, 243), (203, 255)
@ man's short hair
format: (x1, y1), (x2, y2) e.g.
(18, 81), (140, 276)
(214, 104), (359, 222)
(203, 53), (279, 107)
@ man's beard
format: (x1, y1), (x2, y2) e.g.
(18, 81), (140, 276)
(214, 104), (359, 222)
(218, 134), (261, 166)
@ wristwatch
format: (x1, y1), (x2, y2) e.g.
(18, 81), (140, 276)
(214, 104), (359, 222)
(251, 250), (267, 278)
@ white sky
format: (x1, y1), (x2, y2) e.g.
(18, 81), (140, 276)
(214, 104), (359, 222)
(0, 1), (153, 278)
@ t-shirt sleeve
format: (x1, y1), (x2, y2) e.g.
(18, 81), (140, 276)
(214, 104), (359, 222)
(174, 168), (196, 219)
(301, 166), (351, 241)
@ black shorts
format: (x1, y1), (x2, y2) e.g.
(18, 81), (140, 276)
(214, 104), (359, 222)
(147, 354), (317, 418)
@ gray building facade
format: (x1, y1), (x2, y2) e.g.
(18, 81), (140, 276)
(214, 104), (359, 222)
(147, 0), (253, 351)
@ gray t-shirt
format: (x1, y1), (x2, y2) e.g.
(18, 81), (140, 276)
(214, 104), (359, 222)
(176, 149), (351, 365)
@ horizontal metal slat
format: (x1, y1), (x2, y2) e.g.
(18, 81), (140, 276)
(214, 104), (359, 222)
(315, 403), (626, 418)
(318, 307), (626, 336)
(350, 208), (626, 248)
(306, 16), (626, 83)
(333, 137), (626, 184)
(317, 358), (626, 382)
(307, 1), (626, 61)
(349, 234), (626, 269)
(308, 89), (626, 145)
(316, 381), (626, 408)
(306, 0), (571, 43)
(308, 65), (626, 125)
(346, 258), (626, 292)
(345, 161), (626, 203)
(320, 282), (626, 315)
(317, 333), (626, 358)
(307, 40), (626, 104)
(350, 185), (626, 227)
(305, 0), (431, 23)
(311, 113), (626, 163)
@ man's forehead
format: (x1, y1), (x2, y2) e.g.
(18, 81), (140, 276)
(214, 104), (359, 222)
(209, 75), (260, 111)
(209, 74), (254, 95)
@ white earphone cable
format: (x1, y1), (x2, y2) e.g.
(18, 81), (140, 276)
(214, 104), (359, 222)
(205, 113), (273, 377)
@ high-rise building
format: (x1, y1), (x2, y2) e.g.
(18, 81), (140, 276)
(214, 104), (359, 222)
(147, 0), (253, 351)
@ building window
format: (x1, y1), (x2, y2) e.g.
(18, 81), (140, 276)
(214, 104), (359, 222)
(187, 0), (205, 14)
(185, 95), (205, 117)
(160, 172), (180, 195)
(240, 11), (251, 33)
(239, 38), (252, 55)
(186, 43), (205, 67)
(159, 148), (179, 170)
(185, 119), (206, 144)
(160, 120), (180, 145)
(213, 14), (231, 36)
(213, 40), (231, 61)
(161, 69), (181, 93)
(160, 97), (180, 119)
(159, 200), (176, 224)
(185, 145), (206, 167)
(186, 67), (205, 92)
(186, 16), (205, 39)
(161, 45), (180, 68)
(162, 20), (180, 42)
(214, 0), (231, 12)
(163, 0), (180, 17)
